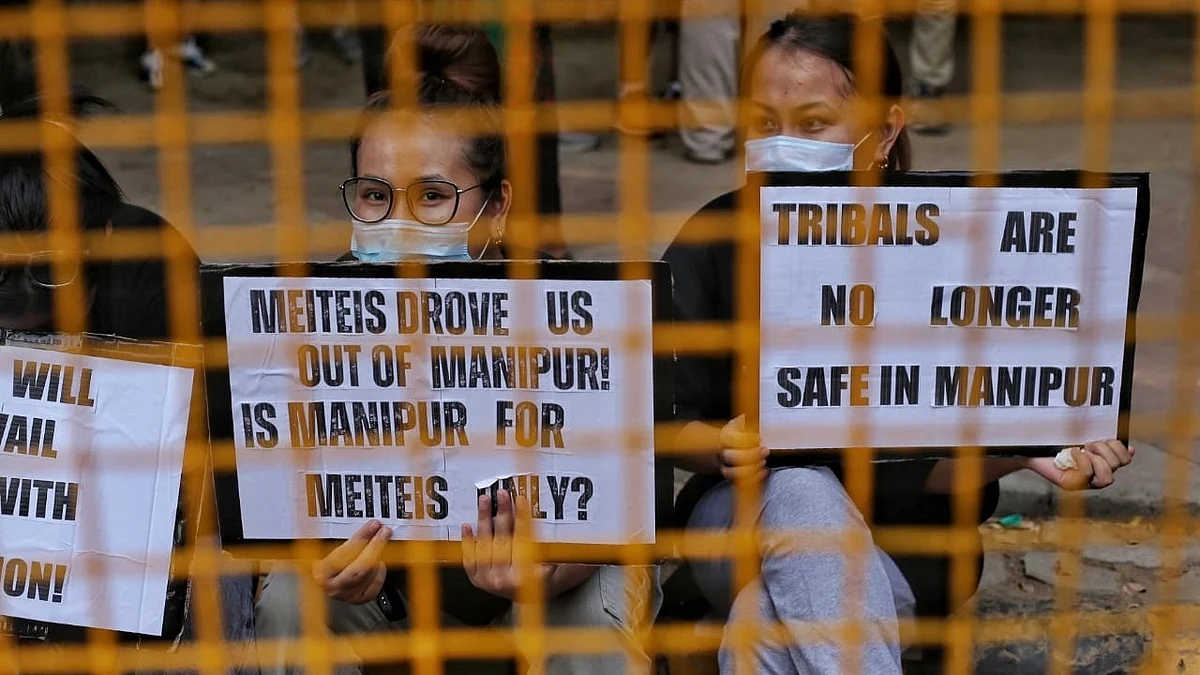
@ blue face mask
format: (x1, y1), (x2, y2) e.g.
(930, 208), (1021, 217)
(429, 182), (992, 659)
(351, 197), (493, 263)
(744, 134), (871, 173)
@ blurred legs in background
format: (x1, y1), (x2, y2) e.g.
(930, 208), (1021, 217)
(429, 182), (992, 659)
(138, 0), (217, 90)
(139, 35), (216, 91)
(296, 0), (362, 70)
(613, 6), (682, 141)
(908, 0), (957, 135)
(678, 0), (739, 164)
(677, 0), (797, 163)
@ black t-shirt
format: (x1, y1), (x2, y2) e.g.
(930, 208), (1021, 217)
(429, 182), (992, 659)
(663, 189), (999, 618)
(6, 204), (199, 642)
(85, 204), (200, 339)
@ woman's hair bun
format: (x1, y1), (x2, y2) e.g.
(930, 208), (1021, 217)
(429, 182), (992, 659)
(415, 24), (502, 104)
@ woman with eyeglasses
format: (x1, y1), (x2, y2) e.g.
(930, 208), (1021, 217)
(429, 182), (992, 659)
(254, 24), (661, 675)
(336, 24), (515, 265)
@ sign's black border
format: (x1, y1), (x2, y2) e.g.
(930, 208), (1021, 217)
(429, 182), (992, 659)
(200, 260), (675, 561)
(756, 170), (1150, 463)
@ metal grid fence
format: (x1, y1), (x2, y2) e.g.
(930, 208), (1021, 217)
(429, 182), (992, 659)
(0, 0), (1196, 674)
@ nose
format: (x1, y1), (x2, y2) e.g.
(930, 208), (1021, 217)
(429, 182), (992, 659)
(387, 189), (417, 222)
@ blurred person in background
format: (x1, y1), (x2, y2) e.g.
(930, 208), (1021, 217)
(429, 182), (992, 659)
(296, 27), (362, 69)
(138, 0), (218, 92)
(139, 35), (216, 91)
(252, 24), (662, 675)
(907, 0), (956, 134)
(0, 43), (258, 673)
(566, 3), (685, 148)
(295, 0), (362, 70)
(663, 12), (1135, 674)
(676, 0), (799, 163)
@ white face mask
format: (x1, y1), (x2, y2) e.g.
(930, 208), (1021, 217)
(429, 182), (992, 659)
(744, 134), (872, 173)
(351, 196), (493, 263)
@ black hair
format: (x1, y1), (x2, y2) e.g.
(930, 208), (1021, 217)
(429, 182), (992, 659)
(743, 12), (912, 170)
(348, 25), (506, 196)
(0, 40), (124, 234)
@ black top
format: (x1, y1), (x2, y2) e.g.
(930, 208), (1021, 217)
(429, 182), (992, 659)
(86, 204), (197, 339)
(8, 204), (198, 642)
(663, 189), (999, 618)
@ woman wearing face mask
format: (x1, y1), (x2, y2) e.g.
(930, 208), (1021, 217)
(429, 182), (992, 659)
(255, 25), (660, 675)
(662, 13), (1134, 674)
(342, 25), (510, 265)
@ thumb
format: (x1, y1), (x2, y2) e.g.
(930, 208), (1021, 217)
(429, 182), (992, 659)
(1029, 449), (1093, 491)
(720, 415), (759, 450)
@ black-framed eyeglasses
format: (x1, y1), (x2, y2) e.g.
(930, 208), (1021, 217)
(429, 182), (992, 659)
(341, 177), (482, 226)
(0, 251), (84, 289)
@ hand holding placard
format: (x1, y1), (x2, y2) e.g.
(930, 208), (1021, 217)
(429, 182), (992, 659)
(462, 489), (554, 601)
(1026, 440), (1134, 491)
(313, 520), (391, 604)
(718, 415), (768, 482)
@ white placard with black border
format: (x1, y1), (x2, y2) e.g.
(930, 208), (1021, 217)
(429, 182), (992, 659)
(201, 261), (674, 560)
(758, 171), (1148, 453)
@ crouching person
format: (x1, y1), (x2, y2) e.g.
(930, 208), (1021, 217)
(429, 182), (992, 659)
(256, 489), (659, 675)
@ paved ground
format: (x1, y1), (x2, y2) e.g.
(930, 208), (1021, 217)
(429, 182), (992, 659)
(54, 13), (1200, 672)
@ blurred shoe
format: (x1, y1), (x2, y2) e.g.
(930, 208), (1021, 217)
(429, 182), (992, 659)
(683, 147), (733, 164)
(138, 49), (164, 91)
(178, 37), (216, 76)
(331, 27), (362, 64)
(909, 84), (948, 135)
(560, 132), (602, 153)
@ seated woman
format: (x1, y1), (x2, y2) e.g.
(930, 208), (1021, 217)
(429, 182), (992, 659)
(0, 45), (257, 672)
(253, 24), (661, 675)
(662, 12), (1134, 675)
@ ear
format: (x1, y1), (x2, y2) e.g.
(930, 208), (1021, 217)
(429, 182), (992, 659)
(874, 103), (906, 167)
(488, 179), (513, 239)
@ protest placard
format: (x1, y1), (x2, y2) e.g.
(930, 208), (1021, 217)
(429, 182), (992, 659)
(758, 172), (1149, 452)
(202, 262), (670, 552)
(0, 334), (193, 635)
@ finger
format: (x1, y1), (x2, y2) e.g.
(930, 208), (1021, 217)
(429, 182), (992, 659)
(319, 520), (382, 579)
(494, 489), (515, 537)
(1085, 440), (1123, 472)
(357, 564), (387, 604)
(474, 494), (492, 574)
(461, 524), (477, 576)
(721, 461), (768, 482)
(476, 493), (493, 540)
(721, 417), (760, 450)
(1090, 453), (1114, 488)
(721, 447), (766, 467)
(492, 490), (514, 568)
(333, 523), (392, 588)
(511, 494), (537, 589)
(1102, 439), (1132, 466)
(1072, 446), (1095, 477)
(512, 492), (533, 541)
